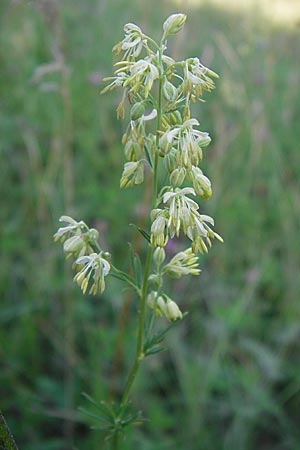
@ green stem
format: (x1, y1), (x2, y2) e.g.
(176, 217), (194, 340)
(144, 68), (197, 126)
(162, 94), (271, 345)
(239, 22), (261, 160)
(112, 430), (119, 450)
(112, 44), (165, 450)
(120, 245), (153, 408)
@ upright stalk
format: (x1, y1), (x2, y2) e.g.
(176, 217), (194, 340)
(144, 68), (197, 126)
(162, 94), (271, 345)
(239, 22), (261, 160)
(53, 13), (222, 450)
(116, 46), (164, 445)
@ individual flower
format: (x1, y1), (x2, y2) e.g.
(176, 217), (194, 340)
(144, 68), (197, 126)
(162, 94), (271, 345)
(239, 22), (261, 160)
(182, 57), (219, 101)
(130, 102), (145, 120)
(169, 167), (186, 188)
(54, 216), (100, 259)
(150, 209), (169, 247)
(74, 253), (111, 295)
(163, 150), (178, 173)
(163, 248), (200, 278)
(122, 109), (157, 161)
(63, 228), (99, 259)
(187, 214), (224, 253)
(163, 187), (199, 237)
(162, 78), (178, 103)
(189, 166), (212, 199)
(53, 216), (86, 243)
(113, 23), (147, 60)
(159, 296), (183, 321)
(120, 161), (144, 188)
(147, 291), (163, 316)
(162, 299), (183, 321)
(146, 292), (182, 321)
(153, 247), (166, 267)
(100, 71), (128, 95)
(121, 57), (159, 98)
(160, 119), (210, 169)
(63, 235), (85, 256)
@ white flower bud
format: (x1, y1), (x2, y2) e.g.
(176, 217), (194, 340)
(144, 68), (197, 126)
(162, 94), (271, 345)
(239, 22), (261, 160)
(170, 167), (186, 188)
(197, 132), (211, 147)
(130, 102), (145, 120)
(159, 133), (173, 155)
(63, 235), (84, 253)
(190, 166), (212, 199)
(87, 228), (99, 242)
(153, 247), (166, 267)
(164, 151), (177, 173)
(162, 79), (177, 103)
(150, 214), (168, 247)
(163, 13), (187, 38)
(120, 161), (144, 188)
(170, 110), (182, 125)
(148, 273), (162, 289)
(124, 140), (142, 161)
(161, 299), (183, 321)
(147, 291), (164, 317)
(165, 300), (183, 321)
(146, 291), (158, 309)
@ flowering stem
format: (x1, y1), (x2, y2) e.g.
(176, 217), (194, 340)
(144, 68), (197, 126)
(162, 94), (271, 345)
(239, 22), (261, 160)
(153, 46), (163, 207)
(120, 245), (153, 408)
(114, 43), (165, 448)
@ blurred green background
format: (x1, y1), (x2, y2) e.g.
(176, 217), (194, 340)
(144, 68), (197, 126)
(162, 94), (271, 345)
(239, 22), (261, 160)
(1, 0), (300, 449)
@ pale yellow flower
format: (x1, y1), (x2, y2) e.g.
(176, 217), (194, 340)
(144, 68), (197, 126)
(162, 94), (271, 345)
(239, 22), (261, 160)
(74, 253), (110, 295)
(163, 248), (200, 278)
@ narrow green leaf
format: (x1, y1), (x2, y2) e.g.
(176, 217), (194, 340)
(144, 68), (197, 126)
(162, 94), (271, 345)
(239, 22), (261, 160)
(145, 345), (167, 356)
(78, 407), (112, 425)
(109, 271), (139, 292)
(81, 393), (114, 420)
(144, 143), (153, 168)
(133, 253), (143, 286)
(130, 223), (151, 243)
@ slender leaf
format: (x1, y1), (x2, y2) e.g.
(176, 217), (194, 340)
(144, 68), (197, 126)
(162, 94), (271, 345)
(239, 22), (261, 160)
(130, 223), (151, 243)
(144, 142), (153, 168)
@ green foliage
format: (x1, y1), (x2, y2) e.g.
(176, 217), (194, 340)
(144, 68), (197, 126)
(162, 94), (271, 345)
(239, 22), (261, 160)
(1, 1), (300, 449)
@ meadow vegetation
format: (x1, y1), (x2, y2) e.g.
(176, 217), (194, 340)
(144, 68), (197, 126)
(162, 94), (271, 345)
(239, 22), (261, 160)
(1, 1), (300, 449)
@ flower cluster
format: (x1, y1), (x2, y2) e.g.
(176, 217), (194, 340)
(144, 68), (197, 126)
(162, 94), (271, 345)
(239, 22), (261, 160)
(74, 253), (111, 295)
(54, 216), (110, 295)
(182, 57), (219, 102)
(55, 13), (223, 325)
(147, 291), (183, 321)
(54, 16), (223, 445)
(113, 23), (147, 60)
(102, 15), (222, 262)
(163, 248), (200, 278)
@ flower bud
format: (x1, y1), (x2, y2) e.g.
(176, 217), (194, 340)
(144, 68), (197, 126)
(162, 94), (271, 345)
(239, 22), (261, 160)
(197, 132), (211, 147)
(148, 273), (162, 289)
(164, 151), (177, 173)
(164, 300), (183, 321)
(170, 110), (182, 125)
(163, 13), (187, 38)
(130, 102), (145, 120)
(160, 298), (183, 321)
(162, 79), (177, 103)
(124, 140), (142, 161)
(146, 291), (158, 309)
(87, 228), (99, 242)
(170, 167), (186, 187)
(153, 247), (166, 267)
(190, 166), (212, 199)
(120, 161), (144, 188)
(63, 235), (84, 254)
(147, 291), (164, 317)
(159, 133), (173, 155)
